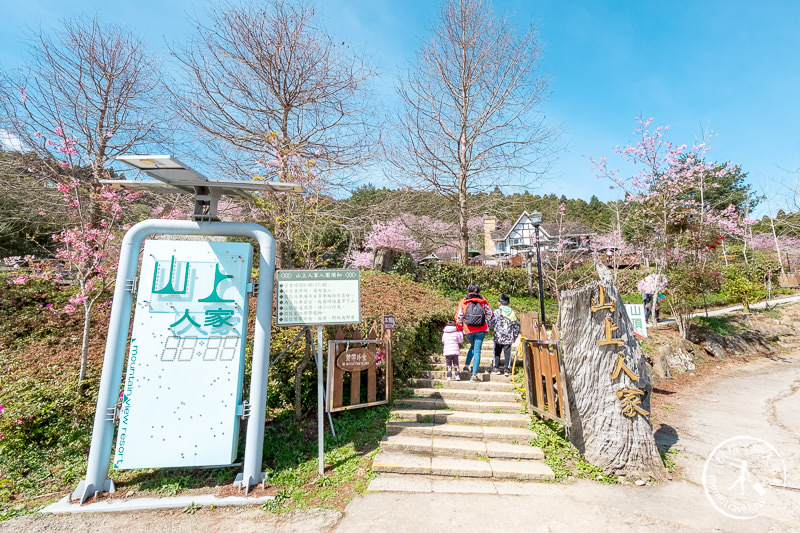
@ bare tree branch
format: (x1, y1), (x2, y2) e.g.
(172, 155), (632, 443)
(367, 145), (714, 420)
(391, 0), (557, 264)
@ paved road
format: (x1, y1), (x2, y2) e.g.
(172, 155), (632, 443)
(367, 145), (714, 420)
(658, 295), (800, 324)
(334, 353), (800, 533)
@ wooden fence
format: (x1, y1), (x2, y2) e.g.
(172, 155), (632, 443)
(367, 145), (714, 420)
(779, 272), (800, 288)
(519, 313), (571, 431)
(326, 325), (392, 412)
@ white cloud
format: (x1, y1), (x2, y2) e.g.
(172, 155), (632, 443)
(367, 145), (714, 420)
(0, 129), (25, 151)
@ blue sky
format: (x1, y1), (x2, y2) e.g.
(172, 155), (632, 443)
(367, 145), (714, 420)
(1, 0), (799, 216)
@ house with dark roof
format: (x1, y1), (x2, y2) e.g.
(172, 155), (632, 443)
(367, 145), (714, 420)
(483, 212), (595, 260)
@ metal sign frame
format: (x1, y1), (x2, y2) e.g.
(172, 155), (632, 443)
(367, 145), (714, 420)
(72, 219), (277, 503)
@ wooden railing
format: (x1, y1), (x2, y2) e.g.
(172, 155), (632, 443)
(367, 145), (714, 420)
(518, 313), (571, 432)
(779, 272), (800, 288)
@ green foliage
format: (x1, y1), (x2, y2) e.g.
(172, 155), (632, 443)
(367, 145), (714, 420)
(664, 263), (722, 316)
(391, 254), (418, 279)
(0, 274), (74, 349)
(722, 267), (764, 310)
(659, 447), (680, 473)
(420, 263), (529, 294)
(693, 315), (741, 336)
(528, 416), (616, 484)
(0, 363), (97, 512)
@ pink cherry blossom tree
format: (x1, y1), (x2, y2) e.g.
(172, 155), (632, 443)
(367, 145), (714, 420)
(0, 17), (164, 385)
(346, 217), (421, 268)
(593, 117), (750, 333)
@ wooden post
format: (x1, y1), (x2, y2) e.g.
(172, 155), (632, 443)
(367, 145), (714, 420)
(366, 326), (377, 403)
(350, 329), (362, 406)
(332, 328), (345, 409)
(382, 316), (394, 402)
(559, 264), (667, 481)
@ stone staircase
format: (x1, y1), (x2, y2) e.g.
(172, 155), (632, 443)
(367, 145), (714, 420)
(370, 343), (554, 489)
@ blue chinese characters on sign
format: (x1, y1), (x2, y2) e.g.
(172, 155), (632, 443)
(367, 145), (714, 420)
(114, 240), (252, 469)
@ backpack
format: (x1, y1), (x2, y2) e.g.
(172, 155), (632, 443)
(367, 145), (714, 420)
(463, 300), (486, 327)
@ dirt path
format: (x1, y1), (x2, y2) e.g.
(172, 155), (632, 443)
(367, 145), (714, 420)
(5, 352), (800, 532)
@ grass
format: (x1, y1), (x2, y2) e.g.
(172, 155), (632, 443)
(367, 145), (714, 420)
(528, 416), (617, 484)
(659, 447), (680, 473)
(123, 405), (390, 513)
(693, 315), (742, 336)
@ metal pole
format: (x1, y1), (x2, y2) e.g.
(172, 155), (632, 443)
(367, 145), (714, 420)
(534, 226), (546, 325)
(317, 325), (325, 476)
(526, 254), (533, 294)
(786, 249), (791, 272)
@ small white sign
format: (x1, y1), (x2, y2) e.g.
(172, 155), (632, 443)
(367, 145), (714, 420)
(114, 240), (252, 469)
(624, 303), (648, 338)
(275, 270), (361, 326)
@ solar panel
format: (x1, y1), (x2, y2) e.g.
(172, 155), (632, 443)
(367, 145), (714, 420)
(103, 155), (304, 221)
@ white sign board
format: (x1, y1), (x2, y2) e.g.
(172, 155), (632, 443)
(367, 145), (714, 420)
(114, 240), (252, 469)
(624, 303), (648, 338)
(275, 270), (361, 326)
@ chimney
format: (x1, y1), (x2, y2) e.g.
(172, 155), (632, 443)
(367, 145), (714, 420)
(483, 213), (497, 256)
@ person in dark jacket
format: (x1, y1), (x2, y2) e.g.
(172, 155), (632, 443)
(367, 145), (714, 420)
(455, 283), (493, 382)
(490, 294), (520, 376)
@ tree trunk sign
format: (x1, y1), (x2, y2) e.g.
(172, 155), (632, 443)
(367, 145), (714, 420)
(336, 347), (375, 372)
(559, 263), (667, 481)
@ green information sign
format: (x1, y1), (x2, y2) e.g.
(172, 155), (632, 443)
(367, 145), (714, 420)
(275, 269), (361, 326)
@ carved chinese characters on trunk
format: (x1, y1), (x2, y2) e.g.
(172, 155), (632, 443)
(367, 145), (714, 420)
(591, 286), (649, 418)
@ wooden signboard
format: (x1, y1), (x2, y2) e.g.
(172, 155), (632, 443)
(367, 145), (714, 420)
(336, 348), (375, 372)
(326, 326), (390, 412)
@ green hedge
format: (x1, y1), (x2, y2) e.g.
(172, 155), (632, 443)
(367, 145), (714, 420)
(419, 263), (529, 294)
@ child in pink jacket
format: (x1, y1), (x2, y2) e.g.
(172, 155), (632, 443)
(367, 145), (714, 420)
(442, 320), (464, 381)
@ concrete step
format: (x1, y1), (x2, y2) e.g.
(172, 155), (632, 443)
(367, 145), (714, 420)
(372, 451), (554, 480)
(386, 421), (536, 444)
(395, 397), (523, 414)
(409, 378), (517, 392)
(368, 473), (558, 494)
(408, 387), (519, 403)
(389, 408), (530, 428)
(429, 352), (496, 363)
(380, 435), (544, 460)
(418, 370), (515, 382)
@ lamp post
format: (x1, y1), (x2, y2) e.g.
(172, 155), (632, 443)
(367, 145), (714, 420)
(531, 211), (546, 325)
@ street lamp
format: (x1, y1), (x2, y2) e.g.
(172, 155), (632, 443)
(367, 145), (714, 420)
(530, 210), (546, 325)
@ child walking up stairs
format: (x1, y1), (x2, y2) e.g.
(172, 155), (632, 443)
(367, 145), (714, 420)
(369, 342), (554, 491)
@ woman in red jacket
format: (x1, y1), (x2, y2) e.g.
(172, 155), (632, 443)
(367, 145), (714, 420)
(454, 283), (493, 382)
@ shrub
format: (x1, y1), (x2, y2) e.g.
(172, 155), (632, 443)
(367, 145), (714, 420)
(722, 267), (764, 312)
(420, 263), (529, 295)
(0, 366), (96, 506)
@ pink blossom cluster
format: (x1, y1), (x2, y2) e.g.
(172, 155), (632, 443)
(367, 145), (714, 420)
(637, 273), (668, 294)
(347, 217), (422, 268)
(593, 117), (751, 252)
(749, 234), (800, 253)
(362, 218), (421, 253)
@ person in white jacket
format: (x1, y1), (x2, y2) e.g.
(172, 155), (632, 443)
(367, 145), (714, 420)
(441, 320), (464, 381)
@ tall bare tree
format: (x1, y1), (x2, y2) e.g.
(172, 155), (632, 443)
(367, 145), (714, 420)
(392, 0), (555, 264)
(172, 0), (377, 267)
(0, 16), (166, 385)
(1, 17), (165, 191)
